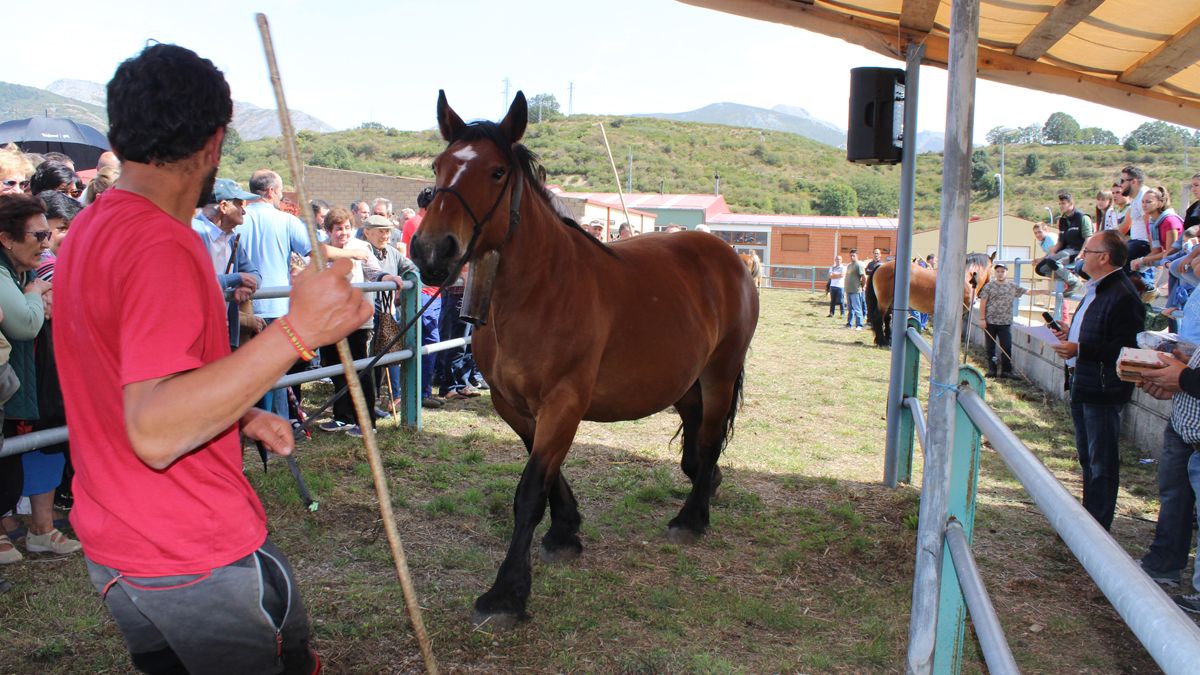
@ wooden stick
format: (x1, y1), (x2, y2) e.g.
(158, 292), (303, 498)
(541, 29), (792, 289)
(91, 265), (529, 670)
(597, 122), (632, 239)
(255, 14), (438, 675)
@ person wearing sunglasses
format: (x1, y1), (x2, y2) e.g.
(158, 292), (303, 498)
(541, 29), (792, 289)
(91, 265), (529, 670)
(0, 193), (74, 572)
(0, 145), (33, 196)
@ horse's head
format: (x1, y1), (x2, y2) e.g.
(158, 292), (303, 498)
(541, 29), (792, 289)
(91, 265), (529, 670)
(966, 251), (996, 294)
(410, 90), (528, 286)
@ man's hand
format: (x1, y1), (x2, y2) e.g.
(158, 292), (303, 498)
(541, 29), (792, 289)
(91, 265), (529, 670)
(42, 290), (52, 320)
(240, 408), (294, 457)
(238, 273), (259, 292)
(24, 278), (51, 296)
(286, 258), (373, 347)
(1139, 353), (1188, 396)
(1051, 340), (1079, 359)
(233, 286), (253, 304)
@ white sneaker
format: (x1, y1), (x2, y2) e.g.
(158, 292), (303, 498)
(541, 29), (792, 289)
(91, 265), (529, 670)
(0, 535), (22, 564)
(25, 528), (81, 555)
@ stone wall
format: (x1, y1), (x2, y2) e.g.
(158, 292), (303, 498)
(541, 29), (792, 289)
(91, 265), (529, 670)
(294, 166), (433, 213)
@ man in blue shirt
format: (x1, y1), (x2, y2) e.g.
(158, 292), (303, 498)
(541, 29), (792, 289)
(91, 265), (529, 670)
(192, 178), (261, 349)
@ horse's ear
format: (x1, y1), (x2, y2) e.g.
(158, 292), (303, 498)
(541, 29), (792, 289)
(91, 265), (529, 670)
(990, 251), (997, 262)
(437, 90), (466, 142)
(499, 91), (527, 144)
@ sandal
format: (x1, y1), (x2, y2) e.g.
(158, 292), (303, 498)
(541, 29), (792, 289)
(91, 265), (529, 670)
(0, 534), (23, 564)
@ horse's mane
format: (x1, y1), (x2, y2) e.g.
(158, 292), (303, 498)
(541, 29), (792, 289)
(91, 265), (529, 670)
(452, 121), (618, 258)
(965, 252), (991, 270)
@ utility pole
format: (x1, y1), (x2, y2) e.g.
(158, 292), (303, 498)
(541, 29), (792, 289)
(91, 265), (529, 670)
(568, 82), (574, 116)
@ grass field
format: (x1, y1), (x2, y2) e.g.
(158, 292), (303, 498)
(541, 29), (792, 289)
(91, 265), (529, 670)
(0, 289), (1176, 673)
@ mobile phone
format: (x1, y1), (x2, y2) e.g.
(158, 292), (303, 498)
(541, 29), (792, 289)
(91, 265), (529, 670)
(1042, 311), (1062, 332)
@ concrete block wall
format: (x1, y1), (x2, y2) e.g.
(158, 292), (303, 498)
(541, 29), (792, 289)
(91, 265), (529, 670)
(298, 166), (433, 213)
(969, 321), (1170, 458)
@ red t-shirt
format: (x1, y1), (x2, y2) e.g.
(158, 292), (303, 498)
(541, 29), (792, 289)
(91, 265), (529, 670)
(402, 212), (440, 296)
(55, 189), (267, 576)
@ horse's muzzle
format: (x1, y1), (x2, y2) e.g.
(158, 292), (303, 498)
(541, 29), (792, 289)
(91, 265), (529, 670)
(410, 232), (461, 286)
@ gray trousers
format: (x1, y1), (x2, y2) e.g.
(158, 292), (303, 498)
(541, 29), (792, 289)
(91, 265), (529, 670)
(87, 538), (318, 675)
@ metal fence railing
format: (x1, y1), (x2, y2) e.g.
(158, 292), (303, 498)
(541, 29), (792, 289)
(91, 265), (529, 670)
(895, 321), (1200, 673)
(0, 275), (472, 459)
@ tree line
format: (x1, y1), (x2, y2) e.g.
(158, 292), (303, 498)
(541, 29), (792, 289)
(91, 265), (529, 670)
(987, 113), (1200, 150)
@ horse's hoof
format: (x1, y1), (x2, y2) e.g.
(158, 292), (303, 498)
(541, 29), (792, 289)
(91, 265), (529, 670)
(666, 525), (703, 545)
(539, 542), (582, 563)
(472, 609), (525, 631)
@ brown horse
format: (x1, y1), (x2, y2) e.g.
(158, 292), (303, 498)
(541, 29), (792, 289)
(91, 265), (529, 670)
(410, 91), (760, 627)
(865, 252), (994, 347)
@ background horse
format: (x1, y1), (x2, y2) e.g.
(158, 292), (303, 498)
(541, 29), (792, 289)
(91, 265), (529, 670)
(739, 251), (763, 288)
(410, 91), (760, 628)
(865, 252), (994, 347)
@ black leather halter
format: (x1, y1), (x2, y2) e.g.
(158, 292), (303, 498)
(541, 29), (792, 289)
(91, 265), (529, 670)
(426, 158), (524, 278)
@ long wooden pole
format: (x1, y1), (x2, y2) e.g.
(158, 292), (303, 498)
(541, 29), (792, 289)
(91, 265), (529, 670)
(255, 15), (438, 675)
(597, 123), (633, 239)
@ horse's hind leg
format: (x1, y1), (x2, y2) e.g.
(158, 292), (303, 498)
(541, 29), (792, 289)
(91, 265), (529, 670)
(668, 366), (742, 545)
(675, 381), (721, 496)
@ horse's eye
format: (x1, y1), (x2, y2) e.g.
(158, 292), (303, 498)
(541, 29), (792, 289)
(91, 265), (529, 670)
(492, 167), (505, 180)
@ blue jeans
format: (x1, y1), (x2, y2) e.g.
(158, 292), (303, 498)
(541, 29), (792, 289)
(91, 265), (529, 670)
(1143, 423), (1195, 573)
(846, 291), (865, 328)
(1070, 399), (1123, 530)
(420, 295), (442, 399)
(1188, 450), (1200, 590)
(828, 287), (844, 316)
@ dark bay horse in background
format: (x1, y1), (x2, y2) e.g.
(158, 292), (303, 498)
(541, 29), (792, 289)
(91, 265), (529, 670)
(865, 252), (994, 347)
(409, 91), (760, 627)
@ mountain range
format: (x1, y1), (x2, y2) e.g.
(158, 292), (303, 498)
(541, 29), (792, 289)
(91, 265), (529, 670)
(635, 101), (945, 154)
(3, 79), (944, 152)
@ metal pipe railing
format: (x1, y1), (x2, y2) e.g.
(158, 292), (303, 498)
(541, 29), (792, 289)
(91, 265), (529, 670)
(944, 519), (1019, 675)
(906, 326), (933, 360)
(904, 397), (927, 453)
(957, 388), (1200, 674)
(0, 335), (474, 459)
(241, 280), (414, 300)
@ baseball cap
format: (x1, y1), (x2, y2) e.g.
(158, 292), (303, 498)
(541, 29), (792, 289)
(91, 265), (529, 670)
(364, 215), (393, 229)
(993, 263), (1007, 270)
(209, 178), (257, 203)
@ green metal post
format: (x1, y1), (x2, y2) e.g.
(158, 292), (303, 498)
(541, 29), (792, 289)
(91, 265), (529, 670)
(933, 365), (986, 672)
(399, 270), (423, 430)
(896, 317), (923, 484)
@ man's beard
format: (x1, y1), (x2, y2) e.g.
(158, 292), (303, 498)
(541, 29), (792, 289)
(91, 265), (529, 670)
(196, 167), (218, 208)
(1123, 182), (1133, 198)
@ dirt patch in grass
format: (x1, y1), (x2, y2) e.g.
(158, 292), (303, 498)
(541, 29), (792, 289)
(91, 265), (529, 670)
(0, 290), (1172, 673)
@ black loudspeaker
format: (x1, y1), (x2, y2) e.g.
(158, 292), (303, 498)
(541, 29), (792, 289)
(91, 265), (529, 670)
(847, 67), (905, 165)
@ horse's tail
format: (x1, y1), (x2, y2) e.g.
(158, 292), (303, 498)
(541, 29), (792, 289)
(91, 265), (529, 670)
(866, 269), (887, 346)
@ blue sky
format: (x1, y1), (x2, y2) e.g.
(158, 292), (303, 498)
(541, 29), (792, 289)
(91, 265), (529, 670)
(8, 0), (1169, 141)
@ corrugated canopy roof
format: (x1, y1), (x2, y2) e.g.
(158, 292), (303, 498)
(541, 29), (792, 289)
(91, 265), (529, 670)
(679, 0), (1200, 128)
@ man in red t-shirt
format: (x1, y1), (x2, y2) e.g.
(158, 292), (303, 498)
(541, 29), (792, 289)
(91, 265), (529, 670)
(55, 44), (371, 674)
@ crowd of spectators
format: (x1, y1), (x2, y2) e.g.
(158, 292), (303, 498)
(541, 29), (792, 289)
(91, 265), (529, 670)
(0, 140), (495, 594)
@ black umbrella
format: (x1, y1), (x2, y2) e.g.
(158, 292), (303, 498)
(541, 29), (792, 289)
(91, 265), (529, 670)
(0, 116), (110, 170)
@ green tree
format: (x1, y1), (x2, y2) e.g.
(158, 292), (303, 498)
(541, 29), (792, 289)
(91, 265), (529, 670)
(1043, 112), (1081, 144)
(985, 126), (1019, 146)
(1015, 124), (1044, 144)
(1022, 153), (1040, 176)
(1079, 127), (1118, 145)
(850, 172), (898, 216)
(1123, 135), (1140, 151)
(970, 149), (997, 195)
(1128, 120), (1192, 148)
(1050, 157), (1071, 178)
(816, 182), (858, 216)
(529, 93), (563, 123)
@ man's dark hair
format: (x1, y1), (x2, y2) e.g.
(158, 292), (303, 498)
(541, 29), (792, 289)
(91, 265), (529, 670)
(30, 161), (77, 194)
(37, 190), (83, 224)
(41, 152), (73, 166)
(310, 199), (330, 216)
(249, 170), (281, 197)
(1097, 229), (1128, 267)
(848, 248), (857, 255)
(1122, 165), (1146, 183)
(106, 44), (232, 165)
(0, 193), (47, 240)
(1057, 192), (1073, 203)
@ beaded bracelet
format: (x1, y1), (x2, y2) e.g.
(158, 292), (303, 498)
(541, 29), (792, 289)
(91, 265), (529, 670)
(276, 316), (315, 361)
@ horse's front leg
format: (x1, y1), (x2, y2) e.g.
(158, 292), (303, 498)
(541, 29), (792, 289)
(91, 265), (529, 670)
(474, 406), (582, 628)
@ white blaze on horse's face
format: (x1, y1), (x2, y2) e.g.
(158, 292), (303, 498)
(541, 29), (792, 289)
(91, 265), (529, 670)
(448, 144), (479, 188)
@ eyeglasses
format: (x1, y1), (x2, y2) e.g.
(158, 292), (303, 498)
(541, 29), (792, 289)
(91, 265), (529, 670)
(1119, 178), (1133, 183)
(57, 185), (83, 198)
(25, 231), (52, 243)
(1, 179), (30, 190)
(1078, 248), (1108, 256)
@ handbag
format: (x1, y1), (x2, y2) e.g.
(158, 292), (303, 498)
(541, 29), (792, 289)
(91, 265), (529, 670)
(372, 291), (404, 354)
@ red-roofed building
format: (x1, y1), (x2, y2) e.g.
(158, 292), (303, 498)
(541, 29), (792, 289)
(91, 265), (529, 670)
(550, 189), (728, 231)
